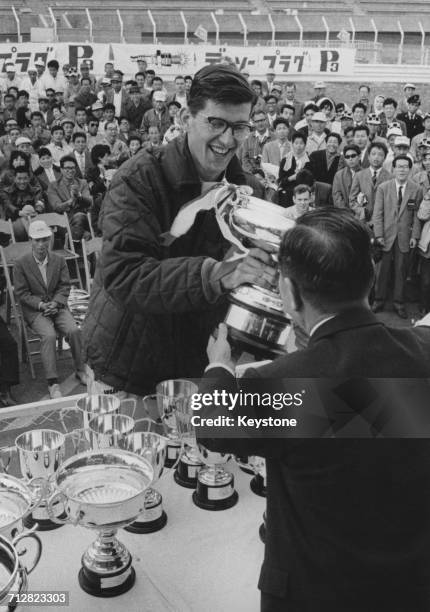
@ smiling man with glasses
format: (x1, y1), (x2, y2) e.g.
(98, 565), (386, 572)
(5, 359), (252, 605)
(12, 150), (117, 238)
(83, 63), (278, 397)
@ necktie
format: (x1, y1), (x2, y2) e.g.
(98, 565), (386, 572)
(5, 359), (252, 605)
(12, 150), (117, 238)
(372, 170), (377, 187)
(397, 185), (403, 210)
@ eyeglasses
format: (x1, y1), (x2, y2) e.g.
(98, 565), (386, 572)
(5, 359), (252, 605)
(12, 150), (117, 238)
(63, 165), (76, 170)
(200, 114), (252, 140)
(344, 153), (358, 159)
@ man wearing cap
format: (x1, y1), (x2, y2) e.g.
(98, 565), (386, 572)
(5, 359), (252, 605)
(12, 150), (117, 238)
(64, 67), (81, 105)
(397, 95), (424, 141)
(106, 71), (129, 119)
(89, 100), (104, 124)
(40, 60), (66, 96)
(410, 112), (430, 162)
(399, 83), (417, 114)
(383, 132), (410, 172)
(14, 219), (87, 398)
(312, 81), (326, 103)
(34, 59), (45, 79)
(1, 63), (21, 94)
(372, 154), (423, 318)
(124, 85), (152, 132)
(20, 66), (44, 112)
(306, 111), (328, 154)
(366, 113), (387, 145)
(261, 71), (276, 96)
(15, 136), (40, 172)
(141, 91), (170, 139)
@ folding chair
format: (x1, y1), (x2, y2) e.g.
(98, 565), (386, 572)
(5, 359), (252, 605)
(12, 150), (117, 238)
(0, 244), (63, 380)
(87, 212), (96, 240)
(81, 237), (102, 293)
(36, 212), (83, 289)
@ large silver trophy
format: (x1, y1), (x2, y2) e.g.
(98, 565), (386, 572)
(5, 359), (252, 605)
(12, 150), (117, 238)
(47, 449), (153, 597)
(14, 429), (67, 530)
(0, 529), (42, 610)
(0, 473), (43, 540)
(156, 379), (202, 488)
(216, 190), (295, 358)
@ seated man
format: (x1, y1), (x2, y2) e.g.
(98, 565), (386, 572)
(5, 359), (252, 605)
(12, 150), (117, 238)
(13, 220), (87, 399)
(47, 155), (92, 242)
(0, 167), (45, 239)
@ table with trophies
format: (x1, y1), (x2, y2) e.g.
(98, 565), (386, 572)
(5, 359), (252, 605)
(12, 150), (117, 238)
(0, 187), (295, 611)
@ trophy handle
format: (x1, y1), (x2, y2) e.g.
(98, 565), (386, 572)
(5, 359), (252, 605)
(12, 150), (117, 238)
(120, 398), (136, 419)
(13, 525), (42, 575)
(134, 417), (157, 432)
(46, 490), (70, 525)
(0, 445), (15, 474)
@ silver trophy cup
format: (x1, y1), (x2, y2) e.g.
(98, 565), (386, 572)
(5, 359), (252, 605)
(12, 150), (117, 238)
(0, 474), (44, 541)
(0, 529), (42, 610)
(87, 414), (135, 450)
(193, 443), (238, 511)
(120, 430), (168, 533)
(75, 394), (121, 434)
(47, 449), (153, 597)
(15, 429), (67, 531)
(156, 379), (202, 487)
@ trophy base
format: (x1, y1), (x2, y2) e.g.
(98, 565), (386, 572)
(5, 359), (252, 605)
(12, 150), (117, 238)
(78, 564), (136, 598)
(250, 474), (267, 498)
(124, 510), (167, 534)
(192, 489), (238, 511)
(23, 511), (67, 532)
(174, 457), (202, 489)
(165, 443), (181, 468)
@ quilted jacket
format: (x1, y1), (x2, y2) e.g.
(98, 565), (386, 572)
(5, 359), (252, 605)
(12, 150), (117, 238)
(82, 135), (246, 394)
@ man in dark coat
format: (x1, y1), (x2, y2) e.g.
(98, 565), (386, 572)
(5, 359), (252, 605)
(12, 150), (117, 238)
(198, 208), (430, 612)
(397, 94), (425, 141)
(308, 131), (341, 185)
(82, 65), (276, 395)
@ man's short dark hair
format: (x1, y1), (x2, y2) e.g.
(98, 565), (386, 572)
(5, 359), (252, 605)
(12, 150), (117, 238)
(273, 117), (289, 130)
(175, 75), (185, 82)
(4, 94), (15, 102)
(135, 71), (146, 79)
(279, 208), (374, 309)
(293, 184), (311, 197)
(51, 125), (64, 134)
(344, 126), (354, 137)
(352, 102), (367, 114)
(91, 143), (111, 165)
(353, 125), (370, 136)
(59, 155), (77, 168)
(368, 141), (388, 157)
(30, 111), (43, 120)
(343, 144), (360, 156)
(251, 79), (262, 88)
(251, 108), (266, 119)
(153, 76), (163, 84)
(38, 147), (51, 158)
(291, 131), (307, 145)
(383, 97), (398, 109)
(358, 84), (370, 93)
(104, 103), (115, 112)
(47, 59), (59, 70)
(188, 64), (256, 116)
(295, 169), (314, 187)
(14, 166), (30, 175)
(72, 131), (87, 142)
(285, 82), (296, 89)
(18, 90), (29, 99)
(75, 106), (87, 114)
(280, 103), (295, 114)
(393, 154), (413, 169)
(327, 132), (342, 144)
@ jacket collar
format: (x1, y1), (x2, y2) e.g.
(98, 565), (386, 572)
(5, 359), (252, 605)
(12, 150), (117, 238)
(309, 307), (381, 344)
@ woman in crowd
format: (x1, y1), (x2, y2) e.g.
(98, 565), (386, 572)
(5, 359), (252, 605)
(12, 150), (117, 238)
(128, 135), (142, 156)
(278, 131), (310, 207)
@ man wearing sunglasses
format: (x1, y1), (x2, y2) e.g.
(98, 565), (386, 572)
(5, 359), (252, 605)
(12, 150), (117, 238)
(332, 143), (361, 208)
(83, 64), (277, 396)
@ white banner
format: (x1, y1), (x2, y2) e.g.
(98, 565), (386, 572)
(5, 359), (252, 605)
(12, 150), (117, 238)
(0, 42), (356, 79)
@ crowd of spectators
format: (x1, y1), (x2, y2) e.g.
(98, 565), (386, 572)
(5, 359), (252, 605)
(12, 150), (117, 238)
(0, 57), (430, 404)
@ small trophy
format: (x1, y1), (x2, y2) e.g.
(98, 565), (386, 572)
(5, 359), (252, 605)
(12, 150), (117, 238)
(121, 428), (168, 533)
(193, 443), (238, 511)
(88, 414), (135, 450)
(47, 448), (153, 597)
(157, 379), (202, 487)
(15, 429), (67, 530)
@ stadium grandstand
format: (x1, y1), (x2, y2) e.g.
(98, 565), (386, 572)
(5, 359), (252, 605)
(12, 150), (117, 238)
(0, 0), (429, 64)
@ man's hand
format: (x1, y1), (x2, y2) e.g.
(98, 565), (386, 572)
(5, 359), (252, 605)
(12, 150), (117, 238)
(35, 200), (45, 213)
(410, 238), (417, 249)
(42, 301), (59, 316)
(207, 323), (236, 372)
(218, 248), (278, 292)
(375, 237), (385, 248)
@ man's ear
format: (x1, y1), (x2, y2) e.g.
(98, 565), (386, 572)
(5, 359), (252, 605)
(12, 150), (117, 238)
(279, 274), (303, 316)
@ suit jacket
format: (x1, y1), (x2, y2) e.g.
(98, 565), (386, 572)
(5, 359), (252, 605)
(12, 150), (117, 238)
(397, 112), (424, 140)
(73, 150), (93, 180)
(34, 165), (62, 193)
(105, 89), (130, 118)
(309, 150), (340, 185)
(124, 97), (152, 131)
(379, 114), (407, 138)
(14, 251), (71, 325)
(332, 166), (355, 208)
(372, 178), (423, 252)
(314, 180), (333, 207)
(349, 166), (392, 220)
(47, 176), (92, 215)
(198, 308), (430, 610)
(261, 140), (291, 166)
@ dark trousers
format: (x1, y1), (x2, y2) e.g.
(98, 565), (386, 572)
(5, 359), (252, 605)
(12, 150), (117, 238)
(421, 257), (430, 312)
(0, 315), (19, 388)
(374, 239), (409, 306)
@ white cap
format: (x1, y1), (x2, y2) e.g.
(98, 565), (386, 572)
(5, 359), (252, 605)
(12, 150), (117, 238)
(387, 126), (402, 138)
(404, 83), (416, 90)
(153, 91), (166, 102)
(27, 65), (37, 73)
(34, 59), (45, 67)
(394, 135), (410, 146)
(5, 62), (15, 72)
(15, 136), (32, 146)
(28, 220), (52, 239)
(311, 112), (327, 122)
(314, 81), (325, 89)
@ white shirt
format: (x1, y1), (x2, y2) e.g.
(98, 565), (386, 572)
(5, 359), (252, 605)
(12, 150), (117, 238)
(175, 93), (187, 108)
(20, 77), (44, 112)
(46, 141), (73, 166)
(395, 180), (407, 201)
(40, 72), (67, 94)
(44, 166), (56, 183)
(309, 315), (336, 337)
(33, 254), (48, 286)
(74, 150), (86, 175)
(113, 90), (123, 117)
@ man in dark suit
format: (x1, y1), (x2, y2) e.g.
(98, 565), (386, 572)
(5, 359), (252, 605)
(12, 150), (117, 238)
(338, 125), (370, 171)
(279, 82), (304, 126)
(71, 132), (92, 180)
(124, 85), (152, 132)
(372, 154), (423, 318)
(349, 141), (392, 221)
(197, 208), (430, 612)
(308, 131), (341, 185)
(332, 143), (361, 208)
(13, 220), (87, 398)
(397, 95), (425, 141)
